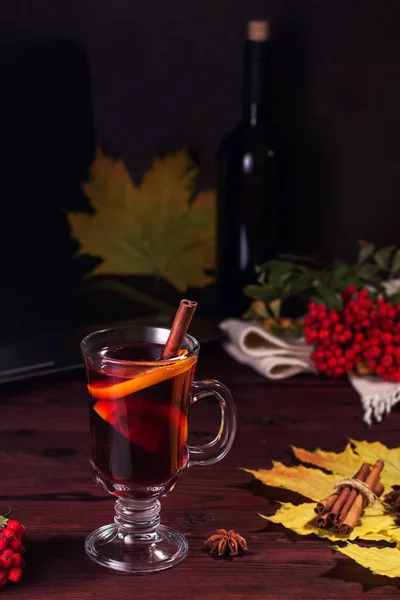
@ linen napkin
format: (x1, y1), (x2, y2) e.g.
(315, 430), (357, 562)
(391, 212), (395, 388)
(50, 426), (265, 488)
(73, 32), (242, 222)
(220, 319), (400, 425)
(219, 319), (316, 380)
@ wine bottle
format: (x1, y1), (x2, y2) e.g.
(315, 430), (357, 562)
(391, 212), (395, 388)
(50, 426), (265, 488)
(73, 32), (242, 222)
(216, 20), (277, 317)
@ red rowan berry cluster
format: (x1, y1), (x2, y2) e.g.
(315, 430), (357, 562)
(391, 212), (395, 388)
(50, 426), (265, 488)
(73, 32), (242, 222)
(304, 286), (400, 381)
(0, 517), (26, 589)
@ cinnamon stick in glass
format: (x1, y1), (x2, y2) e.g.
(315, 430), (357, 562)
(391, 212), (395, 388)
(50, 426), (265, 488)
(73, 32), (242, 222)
(331, 463), (369, 525)
(161, 299), (197, 359)
(329, 463), (369, 524)
(338, 459), (384, 535)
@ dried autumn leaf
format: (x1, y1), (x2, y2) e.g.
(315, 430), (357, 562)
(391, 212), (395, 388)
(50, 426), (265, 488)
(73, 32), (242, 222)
(244, 463), (340, 501)
(292, 439), (400, 490)
(361, 532), (395, 543)
(264, 502), (395, 543)
(292, 443), (361, 478)
(333, 544), (400, 578)
(67, 149), (216, 292)
(349, 439), (400, 489)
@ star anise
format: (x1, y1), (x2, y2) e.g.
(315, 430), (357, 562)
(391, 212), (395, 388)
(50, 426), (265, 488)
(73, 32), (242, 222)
(384, 488), (400, 523)
(204, 529), (248, 556)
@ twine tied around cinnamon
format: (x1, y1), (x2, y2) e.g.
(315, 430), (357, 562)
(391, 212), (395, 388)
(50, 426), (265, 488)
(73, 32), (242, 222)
(334, 478), (377, 506)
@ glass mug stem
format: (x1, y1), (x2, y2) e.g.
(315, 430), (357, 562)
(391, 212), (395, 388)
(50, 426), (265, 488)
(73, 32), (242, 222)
(114, 498), (161, 543)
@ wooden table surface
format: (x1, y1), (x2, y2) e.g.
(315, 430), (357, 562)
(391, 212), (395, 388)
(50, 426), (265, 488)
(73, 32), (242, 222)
(2, 346), (400, 599)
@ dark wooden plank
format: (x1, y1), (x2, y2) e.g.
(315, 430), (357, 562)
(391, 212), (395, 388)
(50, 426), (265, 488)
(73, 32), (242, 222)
(1, 348), (400, 598)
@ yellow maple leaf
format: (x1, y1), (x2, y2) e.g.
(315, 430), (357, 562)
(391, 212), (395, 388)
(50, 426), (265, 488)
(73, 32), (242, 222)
(333, 544), (400, 578)
(264, 502), (396, 543)
(349, 439), (400, 489)
(244, 463), (340, 501)
(292, 440), (400, 490)
(292, 443), (361, 478)
(361, 532), (395, 543)
(67, 149), (216, 292)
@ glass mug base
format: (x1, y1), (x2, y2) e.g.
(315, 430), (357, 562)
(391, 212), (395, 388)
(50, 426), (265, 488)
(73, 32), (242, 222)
(85, 523), (188, 574)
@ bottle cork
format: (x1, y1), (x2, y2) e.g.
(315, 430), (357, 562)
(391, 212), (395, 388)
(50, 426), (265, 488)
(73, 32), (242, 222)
(247, 20), (270, 42)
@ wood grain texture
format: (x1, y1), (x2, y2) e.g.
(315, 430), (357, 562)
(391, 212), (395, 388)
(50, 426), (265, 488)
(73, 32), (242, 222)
(2, 347), (400, 598)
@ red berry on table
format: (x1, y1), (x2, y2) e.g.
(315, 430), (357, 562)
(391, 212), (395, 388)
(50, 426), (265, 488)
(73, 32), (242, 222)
(329, 311), (340, 324)
(11, 553), (23, 567)
(382, 355), (393, 368)
(381, 333), (393, 345)
(0, 549), (13, 569)
(0, 535), (8, 551)
(17, 528), (27, 542)
(334, 367), (344, 377)
(0, 568), (7, 582)
(2, 528), (15, 540)
(9, 537), (22, 552)
(7, 566), (23, 583)
(7, 520), (22, 533)
(18, 544), (26, 555)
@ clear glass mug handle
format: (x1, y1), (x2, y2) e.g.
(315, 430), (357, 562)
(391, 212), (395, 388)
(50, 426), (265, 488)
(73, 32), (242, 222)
(188, 380), (237, 466)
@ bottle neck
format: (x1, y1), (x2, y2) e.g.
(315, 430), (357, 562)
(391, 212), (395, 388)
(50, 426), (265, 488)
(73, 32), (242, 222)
(243, 102), (268, 126)
(242, 40), (270, 126)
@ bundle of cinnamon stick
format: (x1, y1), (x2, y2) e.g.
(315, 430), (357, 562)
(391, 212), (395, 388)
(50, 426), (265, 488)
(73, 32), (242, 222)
(314, 459), (385, 535)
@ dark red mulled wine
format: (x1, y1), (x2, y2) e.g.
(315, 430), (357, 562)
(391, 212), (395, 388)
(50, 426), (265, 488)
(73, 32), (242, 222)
(86, 341), (197, 499)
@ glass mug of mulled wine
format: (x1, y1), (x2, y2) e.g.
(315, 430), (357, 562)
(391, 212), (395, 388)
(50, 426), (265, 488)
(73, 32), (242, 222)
(81, 325), (237, 573)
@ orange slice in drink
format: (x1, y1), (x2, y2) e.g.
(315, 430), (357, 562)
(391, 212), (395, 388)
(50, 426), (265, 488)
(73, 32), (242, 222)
(93, 399), (188, 454)
(88, 355), (196, 402)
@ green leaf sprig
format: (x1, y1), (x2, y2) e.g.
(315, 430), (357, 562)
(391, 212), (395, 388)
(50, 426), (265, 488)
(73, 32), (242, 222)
(244, 242), (400, 335)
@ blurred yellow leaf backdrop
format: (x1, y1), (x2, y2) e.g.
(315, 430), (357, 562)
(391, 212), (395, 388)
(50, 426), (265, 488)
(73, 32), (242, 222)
(67, 149), (216, 292)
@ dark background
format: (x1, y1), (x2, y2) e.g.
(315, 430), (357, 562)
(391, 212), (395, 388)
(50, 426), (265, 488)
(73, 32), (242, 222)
(1, 0), (400, 273)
